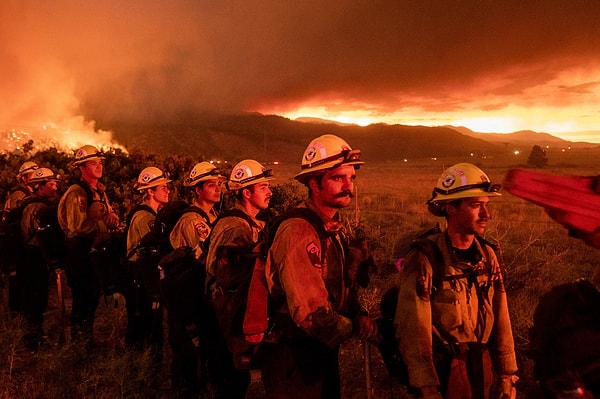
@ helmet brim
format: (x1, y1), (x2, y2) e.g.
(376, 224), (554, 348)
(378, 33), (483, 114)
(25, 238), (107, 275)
(135, 177), (172, 190)
(72, 155), (106, 166)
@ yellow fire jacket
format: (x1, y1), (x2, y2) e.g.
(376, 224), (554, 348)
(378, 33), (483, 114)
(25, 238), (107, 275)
(205, 202), (264, 294)
(126, 207), (156, 262)
(394, 231), (518, 388)
(169, 201), (218, 260)
(265, 200), (357, 349)
(57, 181), (113, 239)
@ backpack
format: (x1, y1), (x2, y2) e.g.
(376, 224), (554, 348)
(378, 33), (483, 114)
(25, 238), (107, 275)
(135, 201), (211, 312)
(375, 227), (496, 387)
(0, 195), (48, 274)
(75, 182), (124, 296)
(210, 207), (330, 370)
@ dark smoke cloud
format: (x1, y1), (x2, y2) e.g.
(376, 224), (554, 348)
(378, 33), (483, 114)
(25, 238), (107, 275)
(2, 1), (600, 129)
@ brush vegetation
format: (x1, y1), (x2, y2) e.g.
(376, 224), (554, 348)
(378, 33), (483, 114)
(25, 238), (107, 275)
(1, 144), (599, 398)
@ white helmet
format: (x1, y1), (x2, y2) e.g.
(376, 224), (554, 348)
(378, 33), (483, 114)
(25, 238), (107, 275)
(225, 159), (273, 191)
(295, 134), (363, 184)
(29, 167), (60, 186)
(134, 167), (172, 190)
(427, 163), (501, 216)
(72, 145), (106, 166)
(184, 162), (226, 187)
(17, 161), (39, 180)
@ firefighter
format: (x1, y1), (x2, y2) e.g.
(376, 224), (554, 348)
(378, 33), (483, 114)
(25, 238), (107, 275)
(395, 163), (518, 399)
(58, 145), (119, 346)
(123, 167), (170, 350)
(4, 161), (39, 210)
(19, 167), (61, 350)
(2, 161), (40, 315)
(205, 159), (274, 399)
(260, 134), (379, 399)
(168, 161), (225, 397)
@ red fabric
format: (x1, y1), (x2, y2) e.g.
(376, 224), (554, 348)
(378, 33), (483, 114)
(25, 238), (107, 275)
(243, 257), (268, 338)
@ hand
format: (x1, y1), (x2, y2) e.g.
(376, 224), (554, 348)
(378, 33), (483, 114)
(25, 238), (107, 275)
(494, 374), (518, 399)
(104, 212), (119, 229)
(352, 314), (380, 343)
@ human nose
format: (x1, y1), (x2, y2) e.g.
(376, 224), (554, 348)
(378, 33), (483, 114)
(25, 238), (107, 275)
(480, 204), (490, 218)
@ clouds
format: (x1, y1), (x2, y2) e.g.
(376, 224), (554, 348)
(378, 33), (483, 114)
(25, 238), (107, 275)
(2, 1), (600, 140)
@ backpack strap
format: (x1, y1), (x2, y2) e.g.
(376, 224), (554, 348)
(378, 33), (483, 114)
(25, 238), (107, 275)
(183, 205), (212, 225)
(74, 181), (95, 209)
(124, 204), (157, 259)
(263, 207), (331, 262)
(10, 186), (31, 197)
(409, 230), (496, 291)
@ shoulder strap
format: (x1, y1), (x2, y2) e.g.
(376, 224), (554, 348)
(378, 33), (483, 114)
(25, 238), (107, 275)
(124, 204), (156, 238)
(183, 205), (212, 226)
(263, 207), (330, 260)
(410, 230), (496, 289)
(11, 186), (30, 196)
(74, 181), (95, 209)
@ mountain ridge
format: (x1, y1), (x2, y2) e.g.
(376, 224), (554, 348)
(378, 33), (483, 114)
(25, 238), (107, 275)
(103, 112), (598, 162)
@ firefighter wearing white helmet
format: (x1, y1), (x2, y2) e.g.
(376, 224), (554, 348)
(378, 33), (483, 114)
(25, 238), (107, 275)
(204, 159), (274, 397)
(168, 161), (226, 394)
(19, 167), (61, 350)
(427, 162), (502, 217)
(294, 134), (364, 184)
(259, 134), (378, 399)
(122, 166), (171, 350)
(4, 161), (39, 210)
(395, 162), (517, 399)
(57, 144), (119, 345)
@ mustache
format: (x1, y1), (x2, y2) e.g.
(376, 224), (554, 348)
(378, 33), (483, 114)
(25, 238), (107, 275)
(334, 191), (354, 199)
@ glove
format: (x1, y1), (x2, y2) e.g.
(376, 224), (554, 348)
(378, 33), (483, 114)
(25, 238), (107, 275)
(352, 314), (380, 343)
(494, 374), (518, 399)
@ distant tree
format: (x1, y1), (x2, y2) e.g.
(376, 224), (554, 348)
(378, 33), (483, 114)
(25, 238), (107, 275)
(527, 145), (548, 167)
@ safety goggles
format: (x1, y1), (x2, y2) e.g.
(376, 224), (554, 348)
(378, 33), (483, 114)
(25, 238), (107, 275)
(186, 168), (224, 185)
(237, 168), (273, 185)
(301, 149), (362, 170)
(434, 181), (501, 196)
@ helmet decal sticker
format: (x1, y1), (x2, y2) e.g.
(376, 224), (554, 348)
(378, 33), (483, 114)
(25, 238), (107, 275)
(441, 173), (455, 188)
(141, 173), (151, 182)
(305, 146), (317, 162)
(234, 166), (248, 180)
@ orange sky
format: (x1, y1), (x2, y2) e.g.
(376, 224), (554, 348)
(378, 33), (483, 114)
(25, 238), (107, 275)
(1, 1), (600, 148)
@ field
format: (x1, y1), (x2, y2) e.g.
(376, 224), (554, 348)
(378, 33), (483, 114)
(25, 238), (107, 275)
(1, 151), (600, 398)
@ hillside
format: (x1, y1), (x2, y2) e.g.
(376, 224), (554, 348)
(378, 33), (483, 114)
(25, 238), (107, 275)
(448, 126), (596, 149)
(104, 113), (503, 163)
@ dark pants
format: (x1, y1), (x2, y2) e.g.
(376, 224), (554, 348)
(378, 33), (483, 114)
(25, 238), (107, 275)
(256, 337), (341, 399)
(167, 318), (205, 396)
(122, 264), (163, 357)
(18, 246), (49, 349)
(64, 237), (100, 343)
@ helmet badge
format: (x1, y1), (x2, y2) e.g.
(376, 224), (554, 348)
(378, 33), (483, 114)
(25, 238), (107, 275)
(141, 173), (151, 183)
(234, 166), (247, 180)
(305, 146), (317, 162)
(441, 173), (455, 188)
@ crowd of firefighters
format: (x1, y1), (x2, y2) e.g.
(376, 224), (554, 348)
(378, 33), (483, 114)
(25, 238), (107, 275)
(1, 133), (598, 399)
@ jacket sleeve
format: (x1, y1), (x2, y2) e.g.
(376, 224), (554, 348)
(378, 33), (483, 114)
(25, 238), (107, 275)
(395, 249), (440, 388)
(270, 219), (353, 349)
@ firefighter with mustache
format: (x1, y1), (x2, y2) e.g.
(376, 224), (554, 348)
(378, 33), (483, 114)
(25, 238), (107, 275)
(259, 134), (379, 399)
(395, 163), (518, 399)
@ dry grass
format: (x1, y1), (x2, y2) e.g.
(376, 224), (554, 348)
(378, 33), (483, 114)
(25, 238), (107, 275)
(2, 158), (600, 398)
